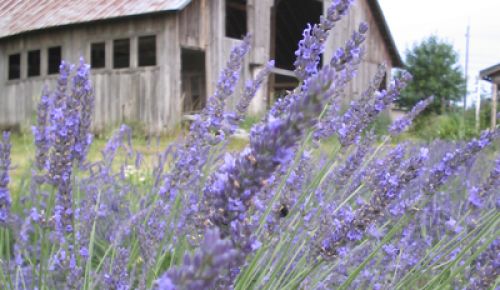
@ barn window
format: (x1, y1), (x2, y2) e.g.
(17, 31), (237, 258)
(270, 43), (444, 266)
(48, 46), (62, 75)
(91, 42), (106, 69)
(8, 53), (21, 80)
(28, 50), (41, 77)
(113, 38), (130, 69)
(225, 0), (247, 39)
(138, 35), (156, 67)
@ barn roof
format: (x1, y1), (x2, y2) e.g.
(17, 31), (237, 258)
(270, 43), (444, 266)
(480, 63), (500, 82)
(0, 0), (192, 39)
(366, 0), (403, 68)
(0, 0), (403, 68)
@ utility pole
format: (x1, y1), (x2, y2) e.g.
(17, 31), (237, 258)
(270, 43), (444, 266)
(462, 24), (470, 138)
(464, 25), (470, 111)
(475, 76), (481, 131)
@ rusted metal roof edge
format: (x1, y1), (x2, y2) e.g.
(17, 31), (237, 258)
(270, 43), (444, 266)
(0, 0), (193, 41)
(480, 63), (500, 82)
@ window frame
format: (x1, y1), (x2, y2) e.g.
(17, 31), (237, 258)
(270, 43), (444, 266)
(27, 49), (41, 77)
(137, 35), (157, 67)
(8, 53), (21, 81)
(90, 42), (106, 69)
(225, 0), (248, 40)
(47, 46), (62, 75)
(113, 38), (131, 69)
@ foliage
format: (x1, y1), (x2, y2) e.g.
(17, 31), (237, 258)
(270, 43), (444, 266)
(395, 36), (466, 114)
(0, 1), (499, 289)
(410, 100), (497, 141)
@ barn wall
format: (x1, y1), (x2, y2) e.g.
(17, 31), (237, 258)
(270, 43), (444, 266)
(324, 0), (394, 100)
(202, 0), (274, 115)
(205, 0), (249, 112)
(0, 13), (181, 134)
(247, 0), (273, 114)
(178, 0), (207, 50)
(0, 0), (398, 132)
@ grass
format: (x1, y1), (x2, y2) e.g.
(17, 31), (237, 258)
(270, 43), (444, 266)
(7, 128), (249, 195)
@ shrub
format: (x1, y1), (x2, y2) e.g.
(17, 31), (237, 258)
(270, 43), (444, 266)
(410, 101), (497, 141)
(0, 1), (498, 289)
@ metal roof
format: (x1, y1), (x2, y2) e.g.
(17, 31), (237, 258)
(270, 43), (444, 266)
(480, 63), (500, 82)
(0, 0), (192, 39)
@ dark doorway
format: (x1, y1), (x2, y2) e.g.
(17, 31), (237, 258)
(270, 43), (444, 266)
(226, 0), (247, 39)
(273, 0), (323, 71)
(181, 49), (207, 113)
(270, 0), (323, 97)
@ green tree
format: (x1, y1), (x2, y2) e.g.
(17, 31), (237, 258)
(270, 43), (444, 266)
(395, 36), (466, 114)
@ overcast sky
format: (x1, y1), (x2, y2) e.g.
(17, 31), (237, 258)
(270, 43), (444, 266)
(378, 0), (500, 102)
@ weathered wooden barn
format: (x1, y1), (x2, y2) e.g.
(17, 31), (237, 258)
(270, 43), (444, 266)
(0, 0), (402, 133)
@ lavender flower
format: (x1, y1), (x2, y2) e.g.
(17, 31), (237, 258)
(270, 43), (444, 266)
(468, 155), (500, 209)
(317, 146), (429, 259)
(201, 34), (252, 137)
(154, 228), (239, 290)
(329, 22), (368, 72)
(389, 96), (434, 135)
(335, 71), (412, 146)
(294, 0), (354, 81)
(160, 35), (252, 201)
(467, 238), (500, 290)
(0, 131), (11, 224)
(233, 60), (275, 122)
(103, 247), (130, 290)
(72, 57), (94, 166)
(330, 132), (375, 191)
(204, 65), (337, 265)
(32, 88), (52, 171)
(314, 64), (386, 142)
(272, 22), (367, 123)
(425, 129), (497, 193)
(47, 61), (79, 235)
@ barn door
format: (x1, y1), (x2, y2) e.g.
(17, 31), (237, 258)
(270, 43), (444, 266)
(181, 49), (207, 114)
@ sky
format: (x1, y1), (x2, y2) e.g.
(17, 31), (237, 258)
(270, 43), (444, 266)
(378, 0), (500, 104)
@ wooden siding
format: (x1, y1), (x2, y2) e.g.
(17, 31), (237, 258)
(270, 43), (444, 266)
(324, 0), (394, 100)
(0, 14), (181, 133)
(0, 0), (398, 133)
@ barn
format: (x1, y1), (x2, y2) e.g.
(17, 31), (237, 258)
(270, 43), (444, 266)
(0, 0), (402, 134)
(480, 63), (500, 128)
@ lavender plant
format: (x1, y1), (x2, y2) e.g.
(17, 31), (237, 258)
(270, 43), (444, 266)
(1, 1), (499, 289)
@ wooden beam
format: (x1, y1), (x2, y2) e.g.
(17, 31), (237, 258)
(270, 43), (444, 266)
(268, 3), (276, 108)
(227, 2), (247, 11)
(269, 67), (297, 78)
(492, 83), (498, 129)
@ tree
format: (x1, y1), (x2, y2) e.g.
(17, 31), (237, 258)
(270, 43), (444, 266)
(395, 36), (466, 114)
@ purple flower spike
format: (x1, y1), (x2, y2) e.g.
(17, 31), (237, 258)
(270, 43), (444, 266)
(160, 35), (252, 202)
(203, 65), (337, 280)
(0, 131), (11, 225)
(335, 71), (412, 147)
(234, 60), (275, 121)
(468, 238), (500, 290)
(389, 96), (434, 135)
(72, 57), (94, 166)
(294, 0), (354, 81)
(32, 87), (52, 172)
(154, 228), (239, 290)
(317, 145), (429, 259)
(426, 129), (498, 193)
